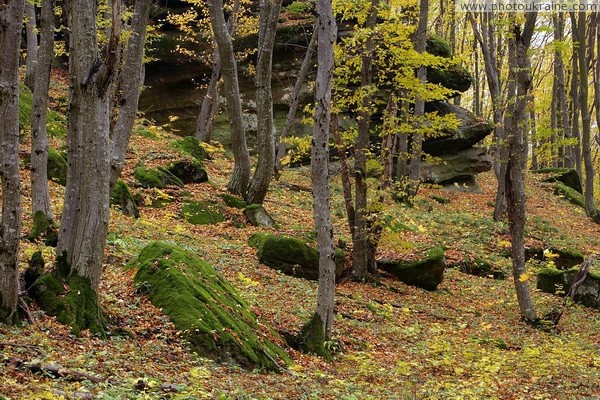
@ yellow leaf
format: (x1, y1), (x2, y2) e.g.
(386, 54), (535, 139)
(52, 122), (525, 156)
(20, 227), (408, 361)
(519, 272), (531, 282)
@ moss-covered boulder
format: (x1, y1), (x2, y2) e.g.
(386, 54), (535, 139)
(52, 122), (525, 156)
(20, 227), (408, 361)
(426, 34), (452, 57)
(19, 83), (66, 137)
(244, 204), (277, 228)
(221, 193), (247, 209)
(427, 65), (472, 94)
(47, 148), (67, 186)
(533, 168), (583, 194)
(165, 159), (208, 184)
(180, 201), (225, 225)
(553, 182), (585, 209)
(526, 246), (584, 270)
(27, 210), (59, 246)
(110, 180), (140, 218)
(537, 267), (600, 310)
(377, 247), (445, 290)
(129, 241), (291, 370)
(134, 166), (184, 188)
(251, 233), (345, 281)
(457, 256), (507, 279)
(170, 136), (208, 161)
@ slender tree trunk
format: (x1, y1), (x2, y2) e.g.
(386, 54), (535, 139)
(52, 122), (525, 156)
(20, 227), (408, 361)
(407, 0), (428, 198)
(332, 115), (355, 236)
(578, 12), (598, 219)
(0, 0), (25, 325)
(351, 0), (378, 281)
(530, 109), (538, 170)
(553, 14), (572, 168)
(474, 38), (481, 117)
(207, 0), (251, 196)
(302, 0), (337, 355)
(109, 0), (152, 187)
(506, 14), (538, 322)
(550, 78), (558, 167)
(570, 12), (582, 177)
(31, 0), (55, 220)
(24, 0), (37, 90)
(274, 27), (317, 173)
(247, 0), (283, 204)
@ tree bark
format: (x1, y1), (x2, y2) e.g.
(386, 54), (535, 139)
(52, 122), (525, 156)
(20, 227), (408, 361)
(309, 0), (337, 345)
(505, 14), (538, 322)
(247, 0), (283, 204)
(570, 12), (582, 177)
(274, 27), (317, 174)
(207, 0), (251, 196)
(109, 0), (152, 188)
(0, 0), (25, 324)
(24, 0), (37, 90)
(553, 14), (572, 168)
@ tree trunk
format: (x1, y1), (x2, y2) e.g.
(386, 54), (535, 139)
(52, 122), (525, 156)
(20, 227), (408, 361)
(246, 0), (283, 204)
(30, 0), (55, 221)
(505, 14), (538, 322)
(332, 115), (355, 236)
(274, 27), (317, 174)
(207, 0), (251, 196)
(570, 12), (582, 177)
(0, 0), (25, 325)
(24, 0), (37, 90)
(530, 109), (538, 170)
(352, 0), (378, 281)
(301, 0), (337, 358)
(577, 12), (598, 219)
(109, 0), (152, 187)
(553, 14), (572, 168)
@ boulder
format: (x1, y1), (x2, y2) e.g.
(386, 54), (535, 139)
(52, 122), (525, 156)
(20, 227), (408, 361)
(165, 159), (208, 184)
(537, 267), (600, 310)
(47, 148), (67, 186)
(525, 246), (584, 270)
(129, 241), (291, 371)
(134, 166), (184, 188)
(180, 201), (225, 225)
(110, 180), (140, 218)
(170, 136), (208, 161)
(377, 247), (445, 290)
(533, 168), (582, 193)
(244, 204), (277, 228)
(421, 146), (492, 185)
(250, 233), (345, 281)
(553, 182), (585, 209)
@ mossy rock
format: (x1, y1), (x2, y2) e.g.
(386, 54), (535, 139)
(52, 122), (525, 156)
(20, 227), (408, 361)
(244, 204), (277, 228)
(553, 182), (585, 209)
(165, 159), (208, 184)
(253, 234), (345, 281)
(427, 64), (472, 94)
(170, 136), (208, 161)
(221, 193), (247, 209)
(426, 34), (452, 58)
(47, 148), (67, 186)
(29, 261), (107, 337)
(27, 210), (58, 246)
(110, 180), (140, 218)
(533, 168), (583, 194)
(526, 246), (584, 270)
(458, 256), (506, 280)
(19, 83), (67, 137)
(180, 201), (225, 225)
(537, 267), (600, 310)
(129, 241), (291, 370)
(377, 247), (445, 290)
(134, 166), (184, 188)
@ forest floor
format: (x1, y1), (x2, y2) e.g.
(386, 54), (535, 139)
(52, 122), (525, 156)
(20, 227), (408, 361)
(2, 99), (600, 399)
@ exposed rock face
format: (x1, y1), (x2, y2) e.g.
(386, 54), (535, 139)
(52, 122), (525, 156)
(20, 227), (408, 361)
(244, 204), (277, 228)
(532, 168), (583, 193)
(537, 267), (600, 310)
(377, 247), (445, 290)
(422, 147), (492, 185)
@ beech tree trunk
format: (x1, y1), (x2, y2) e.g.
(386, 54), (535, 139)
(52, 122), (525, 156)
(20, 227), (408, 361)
(30, 0), (55, 220)
(0, 0), (25, 324)
(505, 14), (538, 322)
(553, 14), (572, 168)
(247, 0), (283, 204)
(207, 0), (251, 196)
(302, 0), (337, 354)
(24, 0), (37, 90)
(570, 12), (582, 177)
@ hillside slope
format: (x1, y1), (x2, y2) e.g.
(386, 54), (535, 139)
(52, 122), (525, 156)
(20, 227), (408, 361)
(2, 119), (600, 399)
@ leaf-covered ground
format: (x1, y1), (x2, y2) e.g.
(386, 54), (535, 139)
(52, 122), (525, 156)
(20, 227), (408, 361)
(2, 104), (600, 399)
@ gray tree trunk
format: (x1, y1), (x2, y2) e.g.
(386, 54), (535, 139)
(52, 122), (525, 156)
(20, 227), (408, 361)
(24, 0), (37, 90)
(30, 0), (55, 220)
(247, 0), (283, 204)
(505, 14), (538, 322)
(553, 14), (572, 168)
(0, 0), (25, 324)
(58, 0), (119, 289)
(109, 0), (152, 187)
(311, 0), (337, 343)
(274, 27), (317, 173)
(352, 0), (378, 281)
(570, 12), (582, 177)
(207, 0), (251, 196)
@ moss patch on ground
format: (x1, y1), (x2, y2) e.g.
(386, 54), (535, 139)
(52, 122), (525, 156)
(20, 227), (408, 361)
(129, 241), (291, 371)
(221, 193), (247, 209)
(27, 210), (58, 246)
(47, 148), (67, 186)
(180, 201), (225, 225)
(110, 180), (140, 218)
(134, 166), (184, 188)
(553, 182), (585, 209)
(19, 84), (67, 137)
(170, 136), (208, 161)
(377, 246), (446, 290)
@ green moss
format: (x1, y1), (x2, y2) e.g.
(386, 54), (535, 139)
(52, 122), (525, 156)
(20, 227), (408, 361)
(221, 193), (247, 209)
(180, 201), (225, 225)
(110, 180), (140, 218)
(134, 167), (183, 188)
(47, 148), (67, 186)
(248, 233), (272, 249)
(427, 65), (472, 93)
(129, 241), (291, 371)
(426, 34), (452, 58)
(170, 136), (208, 161)
(31, 271), (107, 337)
(19, 84), (67, 137)
(378, 247), (445, 290)
(28, 210), (58, 245)
(165, 159), (208, 184)
(430, 194), (451, 204)
(299, 313), (332, 360)
(554, 182), (585, 209)
(534, 168), (582, 193)
(157, 167), (185, 187)
(133, 127), (159, 139)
